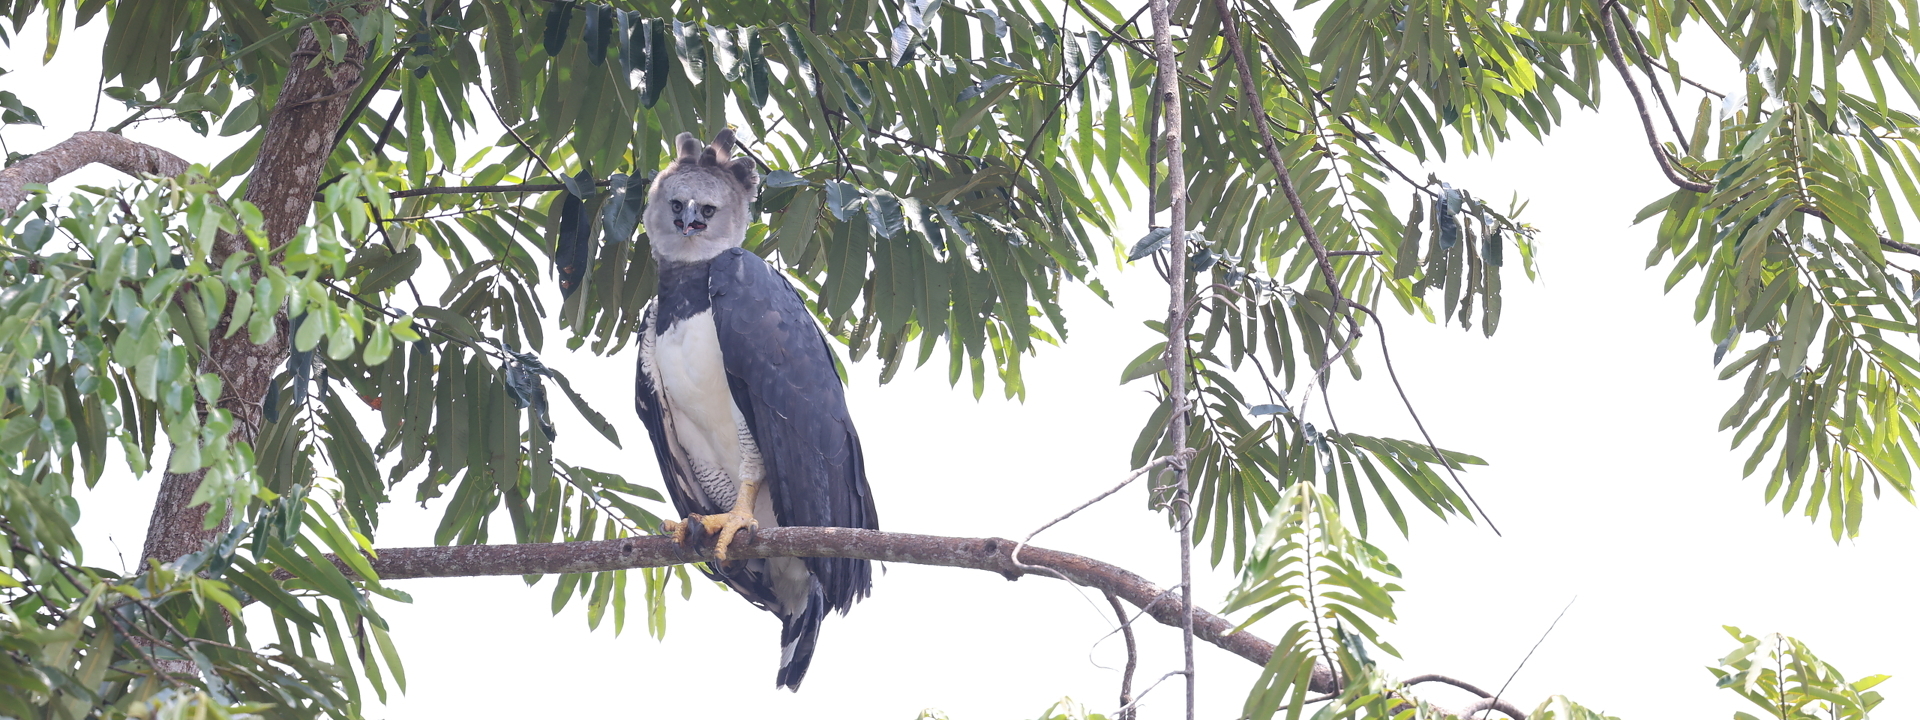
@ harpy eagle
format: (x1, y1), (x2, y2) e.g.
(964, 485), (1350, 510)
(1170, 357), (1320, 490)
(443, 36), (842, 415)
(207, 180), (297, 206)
(633, 130), (878, 690)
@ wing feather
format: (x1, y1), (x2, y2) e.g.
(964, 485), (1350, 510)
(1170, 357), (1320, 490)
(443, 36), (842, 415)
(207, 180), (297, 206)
(708, 249), (877, 612)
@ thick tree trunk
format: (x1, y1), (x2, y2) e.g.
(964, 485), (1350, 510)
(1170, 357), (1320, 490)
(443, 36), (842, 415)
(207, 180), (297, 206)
(140, 13), (370, 565)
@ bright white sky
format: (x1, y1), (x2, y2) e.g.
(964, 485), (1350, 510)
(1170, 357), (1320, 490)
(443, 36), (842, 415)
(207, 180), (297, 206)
(5, 10), (1919, 720)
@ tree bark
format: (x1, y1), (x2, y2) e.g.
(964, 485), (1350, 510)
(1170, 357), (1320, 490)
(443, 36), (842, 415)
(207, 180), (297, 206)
(338, 526), (1336, 690)
(1145, 0), (1197, 715)
(345, 528), (1539, 717)
(141, 10), (370, 565)
(0, 132), (189, 211)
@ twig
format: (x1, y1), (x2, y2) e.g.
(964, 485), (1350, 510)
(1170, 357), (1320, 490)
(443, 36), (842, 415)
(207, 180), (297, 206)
(1597, 3), (1711, 194)
(380, 206), (504, 222)
(1008, 451), (1196, 627)
(479, 86), (563, 185)
(1618, 16), (1689, 146)
(811, 68), (858, 182)
(823, 109), (984, 163)
(332, 55), (403, 149)
(1009, 450), (1196, 571)
(390, 181), (585, 198)
(1629, 46), (1725, 97)
(315, 181), (612, 202)
(1015, 4), (1151, 175)
(317, 278), (508, 362)
(89, 76), (105, 132)
(1348, 301), (1499, 534)
(1476, 597), (1577, 720)
(1114, 671), (1189, 717)
(316, 94), (404, 193)
(1333, 113), (1439, 199)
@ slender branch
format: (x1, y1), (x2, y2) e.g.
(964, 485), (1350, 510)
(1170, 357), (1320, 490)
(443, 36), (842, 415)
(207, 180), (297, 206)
(1333, 113), (1439, 199)
(314, 181), (590, 202)
(1010, 450), (1195, 572)
(1477, 598), (1576, 720)
(824, 109), (984, 163)
(1348, 301), (1500, 534)
(1597, 4), (1710, 194)
(1618, 16), (1689, 145)
(478, 87), (562, 185)
(332, 55), (403, 149)
(1457, 697), (1530, 720)
(333, 526), (1316, 690)
(1597, 3), (1920, 259)
(1404, 674), (1497, 696)
(380, 206), (504, 222)
(316, 93), (405, 193)
(1210, 7), (1344, 301)
(1147, 0), (1197, 715)
(1623, 34), (1724, 98)
(1116, 671), (1190, 716)
(1106, 591), (1139, 720)
(1016, 4), (1151, 175)
(0, 131), (189, 211)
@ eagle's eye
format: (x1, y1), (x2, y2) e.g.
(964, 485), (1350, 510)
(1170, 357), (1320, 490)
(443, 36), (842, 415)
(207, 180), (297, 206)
(670, 200), (685, 213)
(700, 205), (717, 218)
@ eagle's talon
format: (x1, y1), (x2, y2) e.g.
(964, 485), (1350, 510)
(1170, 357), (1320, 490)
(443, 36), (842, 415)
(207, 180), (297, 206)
(704, 510), (758, 560)
(668, 512), (757, 560)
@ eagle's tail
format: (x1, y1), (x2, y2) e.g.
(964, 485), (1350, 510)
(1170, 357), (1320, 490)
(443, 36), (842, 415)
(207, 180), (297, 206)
(775, 577), (827, 691)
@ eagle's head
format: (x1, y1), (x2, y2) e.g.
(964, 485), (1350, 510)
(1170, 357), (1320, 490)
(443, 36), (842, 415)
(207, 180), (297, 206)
(645, 129), (760, 264)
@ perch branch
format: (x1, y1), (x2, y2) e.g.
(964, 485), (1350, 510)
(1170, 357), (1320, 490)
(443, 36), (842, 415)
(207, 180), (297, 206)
(0, 132), (189, 211)
(336, 526), (1334, 692)
(316, 529), (1529, 718)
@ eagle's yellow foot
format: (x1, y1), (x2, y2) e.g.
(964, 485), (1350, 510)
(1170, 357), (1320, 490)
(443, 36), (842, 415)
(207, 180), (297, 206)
(662, 518), (689, 545)
(669, 511), (758, 560)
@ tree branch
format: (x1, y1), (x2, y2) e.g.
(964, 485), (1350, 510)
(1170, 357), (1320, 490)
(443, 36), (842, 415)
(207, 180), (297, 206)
(334, 527), (1540, 717)
(1597, 4), (1711, 195)
(0, 131), (189, 211)
(1458, 697), (1531, 720)
(1597, 4), (1920, 258)
(346, 526), (1334, 691)
(1147, 0), (1199, 714)
(1106, 591), (1140, 720)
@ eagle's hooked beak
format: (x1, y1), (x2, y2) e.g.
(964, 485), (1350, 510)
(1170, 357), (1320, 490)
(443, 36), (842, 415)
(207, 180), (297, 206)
(675, 203), (708, 236)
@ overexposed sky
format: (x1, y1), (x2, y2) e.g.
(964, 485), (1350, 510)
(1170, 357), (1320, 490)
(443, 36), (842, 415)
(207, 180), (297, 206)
(6, 10), (1918, 720)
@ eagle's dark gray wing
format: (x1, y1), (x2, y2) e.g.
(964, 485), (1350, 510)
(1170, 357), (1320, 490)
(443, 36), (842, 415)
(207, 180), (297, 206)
(708, 247), (878, 612)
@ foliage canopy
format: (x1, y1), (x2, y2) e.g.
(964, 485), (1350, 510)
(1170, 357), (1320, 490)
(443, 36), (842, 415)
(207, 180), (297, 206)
(0, 0), (1913, 717)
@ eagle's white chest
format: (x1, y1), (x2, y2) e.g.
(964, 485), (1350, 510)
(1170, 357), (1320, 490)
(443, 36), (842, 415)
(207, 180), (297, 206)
(648, 309), (760, 508)
(640, 300), (813, 619)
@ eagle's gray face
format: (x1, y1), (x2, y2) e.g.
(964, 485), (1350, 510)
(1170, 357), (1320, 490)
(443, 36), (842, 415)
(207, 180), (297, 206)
(646, 130), (759, 264)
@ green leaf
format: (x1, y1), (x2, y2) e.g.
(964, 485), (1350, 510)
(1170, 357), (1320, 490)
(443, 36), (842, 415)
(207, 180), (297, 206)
(543, 2), (574, 57)
(548, 367), (621, 448)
